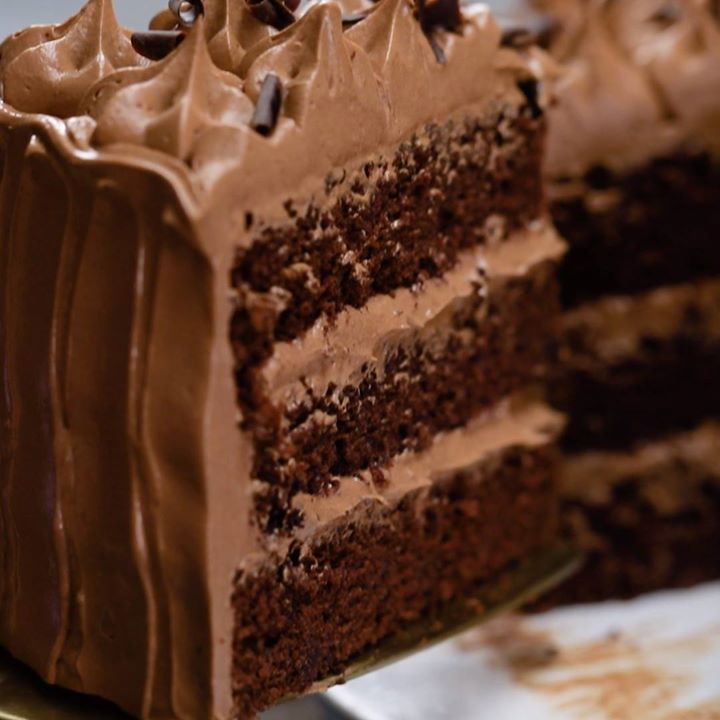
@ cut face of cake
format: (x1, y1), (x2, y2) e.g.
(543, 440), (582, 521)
(0, 0), (564, 717)
(540, 0), (720, 601)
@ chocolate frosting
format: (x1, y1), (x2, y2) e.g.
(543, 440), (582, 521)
(261, 222), (564, 410)
(0, 0), (530, 203)
(240, 2), (387, 137)
(0, 1), (549, 718)
(0, 102), (219, 719)
(540, 0), (720, 176)
(0, 0), (145, 118)
(295, 395), (564, 534)
(204, 0), (272, 72)
(562, 278), (720, 368)
(85, 20), (253, 162)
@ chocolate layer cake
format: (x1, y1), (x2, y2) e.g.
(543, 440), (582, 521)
(539, 0), (720, 600)
(0, 0), (564, 716)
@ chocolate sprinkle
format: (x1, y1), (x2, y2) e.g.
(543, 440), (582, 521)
(414, 0), (461, 64)
(250, 74), (283, 137)
(131, 30), (185, 61)
(416, 0), (462, 34)
(428, 33), (447, 64)
(169, 0), (205, 26)
(246, 0), (296, 30)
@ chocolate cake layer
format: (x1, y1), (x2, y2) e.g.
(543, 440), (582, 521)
(231, 107), (543, 376)
(252, 253), (560, 532)
(233, 441), (557, 715)
(555, 280), (720, 450)
(560, 339), (720, 450)
(553, 153), (720, 307)
(549, 423), (720, 604)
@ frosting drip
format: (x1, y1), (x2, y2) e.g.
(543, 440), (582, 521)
(85, 20), (253, 162)
(0, 0), (144, 118)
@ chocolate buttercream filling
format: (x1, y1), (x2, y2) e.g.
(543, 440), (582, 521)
(293, 396), (563, 533)
(245, 224), (562, 533)
(561, 422), (720, 509)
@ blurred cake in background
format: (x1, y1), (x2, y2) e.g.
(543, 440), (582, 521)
(539, 0), (720, 601)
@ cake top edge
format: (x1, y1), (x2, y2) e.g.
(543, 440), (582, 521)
(2, 0), (718, 193)
(0, 0), (538, 198)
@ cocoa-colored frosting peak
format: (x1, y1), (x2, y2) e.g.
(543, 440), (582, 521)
(85, 20), (253, 162)
(0, 0), (145, 118)
(343, 0), (440, 121)
(241, 2), (388, 140)
(204, 0), (272, 72)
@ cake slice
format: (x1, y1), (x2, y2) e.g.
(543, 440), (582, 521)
(538, 0), (720, 600)
(0, 0), (564, 716)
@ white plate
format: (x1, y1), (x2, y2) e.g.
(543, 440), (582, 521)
(327, 582), (720, 720)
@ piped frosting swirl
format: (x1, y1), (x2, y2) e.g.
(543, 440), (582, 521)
(605, 0), (720, 135)
(84, 19), (253, 162)
(241, 3), (387, 140)
(0, 0), (145, 118)
(204, 0), (273, 72)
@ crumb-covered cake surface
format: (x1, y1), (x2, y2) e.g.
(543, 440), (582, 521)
(0, 0), (563, 717)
